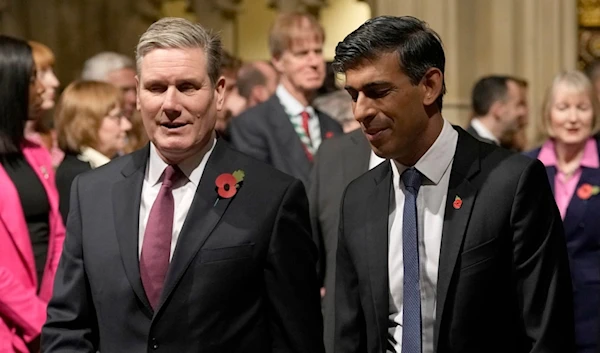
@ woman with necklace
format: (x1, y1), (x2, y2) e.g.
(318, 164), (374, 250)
(525, 70), (600, 353)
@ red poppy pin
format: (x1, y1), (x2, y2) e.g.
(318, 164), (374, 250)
(453, 195), (462, 210)
(577, 183), (600, 200)
(215, 169), (245, 204)
(325, 131), (334, 139)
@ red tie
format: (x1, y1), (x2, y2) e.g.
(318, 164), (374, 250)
(140, 165), (183, 310)
(301, 111), (311, 140)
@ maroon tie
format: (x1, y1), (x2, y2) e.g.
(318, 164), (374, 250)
(301, 111), (311, 140)
(140, 164), (183, 310)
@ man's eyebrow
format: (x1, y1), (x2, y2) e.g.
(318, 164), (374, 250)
(345, 81), (392, 91)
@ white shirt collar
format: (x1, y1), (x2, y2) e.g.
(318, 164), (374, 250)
(391, 119), (458, 185)
(78, 147), (111, 169)
(275, 84), (316, 117)
(147, 138), (216, 187)
(470, 119), (499, 144)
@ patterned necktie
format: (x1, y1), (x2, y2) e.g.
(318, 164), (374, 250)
(300, 111), (313, 161)
(401, 167), (423, 353)
(140, 164), (183, 310)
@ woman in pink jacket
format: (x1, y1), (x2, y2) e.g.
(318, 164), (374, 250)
(0, 35), (65, 353)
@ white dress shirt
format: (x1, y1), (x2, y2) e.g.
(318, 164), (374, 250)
(276, 84), (322, 152)
(470, 119), (499, 144)
(138, 139), (215, 260)
(78, 147), (111, 169)
(369, 150), (386, 170)
(387, 119), (458, 353)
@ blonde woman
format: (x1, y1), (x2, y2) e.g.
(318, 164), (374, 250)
(525, 70), (600, 353)
(55, 81), (132, 223)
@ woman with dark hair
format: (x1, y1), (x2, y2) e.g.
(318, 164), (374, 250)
(0, 35), (65, 353)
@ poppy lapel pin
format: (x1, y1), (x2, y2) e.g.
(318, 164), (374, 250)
(214, 169), (245, 206)
(453, 195), (462, 210)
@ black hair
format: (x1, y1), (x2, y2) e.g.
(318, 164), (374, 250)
(471, 75), (512, 117)
(0, 35), (35, 154)
(333, 16), (446, 110)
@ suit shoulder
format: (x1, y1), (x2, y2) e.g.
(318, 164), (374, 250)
(344, 160), (388, 199)
(221, 142), (300, 187)
(234, 96), (278, 124)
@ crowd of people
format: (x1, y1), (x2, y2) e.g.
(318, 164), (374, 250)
(0, 10), (599, 353)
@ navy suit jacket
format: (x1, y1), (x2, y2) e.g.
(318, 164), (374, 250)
(526, 143), (600, 353)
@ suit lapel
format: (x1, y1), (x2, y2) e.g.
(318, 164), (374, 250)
(563, 167), (600, 235)
(268, 96), (312, 177)
(342, 129), (371, 184)
(157, 140), (236, 312)
(112, 145), (153, 317)
(365, 162), (393, 350)
(0, 162), (37, 284)
(434, 129), (480, 349)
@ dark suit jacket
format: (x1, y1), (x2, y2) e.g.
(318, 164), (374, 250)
(308, 128), (377, 353)
(229, 95), (343, 186)
(526, 144), (600, 353)
(42, 140), (325, 353)
(55, 153), (92, 224)
(335, 127), (575, 353)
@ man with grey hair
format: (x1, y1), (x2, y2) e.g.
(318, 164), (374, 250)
(81, 52), (138, 120)
(42, 17), (324, 353)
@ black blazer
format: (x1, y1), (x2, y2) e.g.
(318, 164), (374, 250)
(308, 128), (376, 353)
(55, 153), (92, 224)
(335, 127), (575, 353)
(42, 140), (325, 353)
(526, 143), (600, 353)
(229, 94), (343, 187)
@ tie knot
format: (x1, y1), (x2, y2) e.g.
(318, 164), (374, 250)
(301, 110), (310, 119)
(162, 164), (184, 189)
(401, 167), (422, 193)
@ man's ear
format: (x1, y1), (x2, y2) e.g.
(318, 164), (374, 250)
(135, 75), (141, 111)
(271, 55), (285, 75)
(421, 67), (443, 107)
(215, 76), (226, 111)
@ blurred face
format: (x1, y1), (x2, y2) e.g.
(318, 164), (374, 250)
(549, 83), (595, 146)
(97, 106), (132, 157)
(28, 67), (44, 120)
(344, 52), (441, 162)
(216, 69), (247, 133)
(255, 61), (278, 95)
(273, 30), (325, 98)
(107, 68), (137, 119)
(137, 47), (225, 164)
(496, 80), (527, 137)
(37, 66), (59, 110)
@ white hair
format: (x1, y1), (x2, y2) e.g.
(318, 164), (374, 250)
(81, 51), (135, 81)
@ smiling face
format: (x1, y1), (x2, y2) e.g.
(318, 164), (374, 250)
(137, 47), (225, 164)
(549, 82), (595, 146)
(343, 52), (443, 164)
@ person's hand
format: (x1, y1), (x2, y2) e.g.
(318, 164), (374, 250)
(320, 287), (326, 298)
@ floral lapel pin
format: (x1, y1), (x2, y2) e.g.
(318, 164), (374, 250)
(577, 183), (600, 200)
(453, 195), (462, 210)
(325, 131), (334, 139)
(214, 169), (245, 206)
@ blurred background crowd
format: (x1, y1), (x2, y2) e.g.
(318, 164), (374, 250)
(3, 0), (600, 352)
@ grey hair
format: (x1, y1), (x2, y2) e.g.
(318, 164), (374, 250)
(136, 17), (222, 86)
(81, 52), (135, 81)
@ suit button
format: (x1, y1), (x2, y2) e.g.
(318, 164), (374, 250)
(151, 338), (158, 349)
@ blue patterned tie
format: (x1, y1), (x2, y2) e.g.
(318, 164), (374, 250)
(401, 167), (422, 353)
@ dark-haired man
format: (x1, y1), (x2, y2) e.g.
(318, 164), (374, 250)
(333, 15), (574, 353)
(468, 75), (527, 146)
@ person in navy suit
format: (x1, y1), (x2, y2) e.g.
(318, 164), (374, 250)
(525, 70), (600, 353)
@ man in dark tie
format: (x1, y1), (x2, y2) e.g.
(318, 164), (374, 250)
(228, 12), (343, 187)
(42, 17), (324, 353)
(333, 16), (575, 353)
